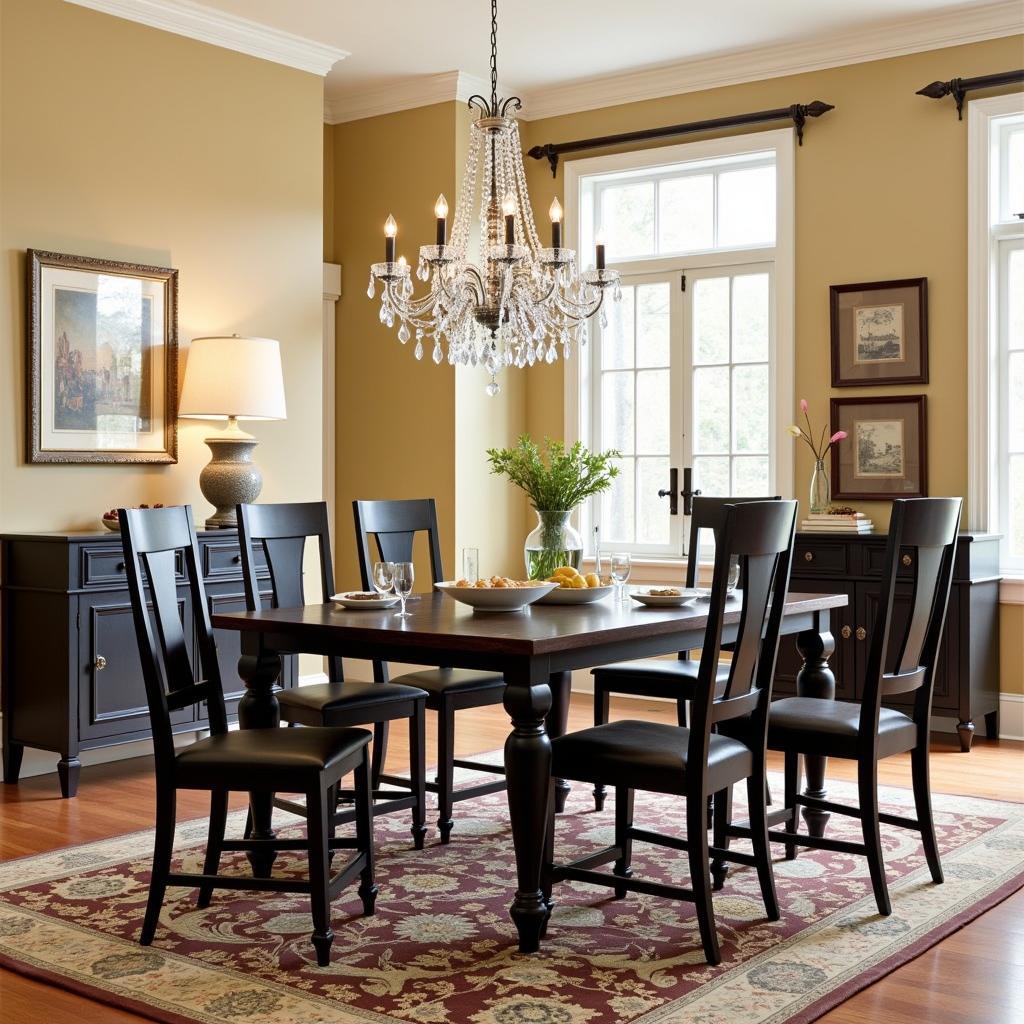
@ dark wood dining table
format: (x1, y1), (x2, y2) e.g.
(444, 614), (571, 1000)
(212, 589), (847, 953)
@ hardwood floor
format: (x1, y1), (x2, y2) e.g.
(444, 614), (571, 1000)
(1, 693), (1022, 1023)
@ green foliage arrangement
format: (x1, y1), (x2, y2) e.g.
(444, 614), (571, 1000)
(486, 435), (620, 512)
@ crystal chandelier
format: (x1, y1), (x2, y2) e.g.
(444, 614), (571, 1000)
(368, 0), (620, 395)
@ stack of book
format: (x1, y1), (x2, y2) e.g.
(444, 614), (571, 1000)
(800, 511), (875, 533)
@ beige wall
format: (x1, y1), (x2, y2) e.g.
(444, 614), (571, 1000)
(0, 0), (325, 536)
(1000, 604), (1024, 697)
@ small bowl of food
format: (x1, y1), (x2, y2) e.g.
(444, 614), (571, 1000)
(330, 591), (400, 610)
(629, 587), (702, 608)
(101, 504), (164, 531)
(435, 576), (558, 612)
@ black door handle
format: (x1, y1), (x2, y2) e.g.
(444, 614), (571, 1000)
(658, 467), (679, 516)
(681, 467), (701, 517)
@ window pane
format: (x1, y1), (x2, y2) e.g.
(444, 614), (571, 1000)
(1009, 129), (1024, 220)
(637, 457), (671, 545)
(601, 372), (634, 453)
(693, 277), (729, 364)
(658, 174), (714, 252)
(636, 283), (670, 367)
(717, 165), (776, 248)
(733, 364), (769, 453)
(732, 456), (770, 496)
(636, 370), (670, 454)
(732, 273), (770, 362)
(601, 457), (635, 544)
(1010, 352), (1024, 452)
(693, 456), (730, 497)
(693, 365), (729, 453)
(1010, 455), (1024, 557)
(600, 182), (654, 259)
(601, 285), (635, 369)
(1009, 248), (1023, 350)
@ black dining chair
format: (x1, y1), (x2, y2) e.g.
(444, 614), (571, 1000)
(728, 497), (962, 917)
(590, 495), (780, 811)
(543, 500), (797, 965)
(119, 505), (376, 967)
(353, 498), (507, 843)
(236, 501), (428, 849)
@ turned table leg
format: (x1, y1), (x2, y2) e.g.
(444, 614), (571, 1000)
(237, 632), (283, 878)
(546, 670), (572, 814)
(503, 660), (554, 954)
(795, 614), (836, 839)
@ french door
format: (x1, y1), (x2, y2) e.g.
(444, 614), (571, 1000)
(587, 260), (775, 558)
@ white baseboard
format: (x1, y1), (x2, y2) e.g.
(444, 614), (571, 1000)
(999, 692), (1024, 741)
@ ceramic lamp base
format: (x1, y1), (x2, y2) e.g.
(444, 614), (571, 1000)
(198, 435), (263, 529)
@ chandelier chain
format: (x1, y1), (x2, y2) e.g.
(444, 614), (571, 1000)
(489, 0), (498, 114)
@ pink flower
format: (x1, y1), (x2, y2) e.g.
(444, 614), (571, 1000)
(799, 399), (809, 413)
(830, 430), (848, 443)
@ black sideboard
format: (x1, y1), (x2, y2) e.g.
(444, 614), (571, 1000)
(1, 528), (297, 796)
(775, 531), (1001, 751)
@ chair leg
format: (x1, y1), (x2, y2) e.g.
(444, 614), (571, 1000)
(305, 783), (334, 967)
(592, 685), (610, 812)
(371, 721), (390, 789)
(409, 705), (428, 850)
(437, 704), (456, 844)
(747, 773), (780, 921)
(783, 751), (800, 861)
(676, 698), (688, 728)
(613, 786), (635, 898)
(540, 780), (557, 937)
(140, 785), (176, 945)
(911, 739), (943, 885)
(197, 789), (228, 909)
(686, 788), (721, 966)
(858, 757), (891, 916)
(355, 748), (378, 916)
(711, 787), (732, 891)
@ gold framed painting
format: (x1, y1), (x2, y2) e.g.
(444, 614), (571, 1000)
(27, 250), (178, 464)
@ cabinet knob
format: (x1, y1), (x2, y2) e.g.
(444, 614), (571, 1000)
(115, 562), (125, 572)
(804, 551), (814, 562)
(94, 655), (107, 670)
(231, 554), (241, 564)
(856, 626), (867, 641)
(902, 554), (912, 567)
(840, 625), (852, 639)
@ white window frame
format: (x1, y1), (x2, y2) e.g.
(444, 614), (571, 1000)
(967, 91), (1024, 579)
(563, 129), (795, 564)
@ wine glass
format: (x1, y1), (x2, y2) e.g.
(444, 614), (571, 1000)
(392, 561), (414, 618)
(610, 551), (632, 602)
(727, 555), (741, 595)
(372, 560), (395, 597)
(462, 547), (479, 584)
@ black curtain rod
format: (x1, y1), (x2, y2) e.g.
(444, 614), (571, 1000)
(917, 70), (1024, 119)
(527, 100), (834, 177)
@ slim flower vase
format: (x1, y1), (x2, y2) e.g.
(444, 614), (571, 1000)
(809, 459), (830, 515)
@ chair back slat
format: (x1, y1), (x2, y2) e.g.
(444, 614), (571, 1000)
(120, 505), (229, 772)
(685, 495), (781, 586)
(860, 498), (961, 736)
(263, 535), (310, 608)
(353, 499), (445, 587)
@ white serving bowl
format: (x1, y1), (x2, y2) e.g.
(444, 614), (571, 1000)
(536, 583), (615, 605)
(435, 580), (558, 612)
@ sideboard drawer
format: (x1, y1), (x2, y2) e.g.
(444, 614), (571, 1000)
(202, 537), (268, 580)
(793, 540), (849, 576)
(863, 543), (917, 579)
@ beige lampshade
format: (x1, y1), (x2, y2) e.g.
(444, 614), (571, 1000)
(178, 335), (287, 421)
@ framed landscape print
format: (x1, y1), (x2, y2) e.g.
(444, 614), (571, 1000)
(27, 250), (178, 464)
(830, 396), (927, 500)
(830, 278), (928, 387)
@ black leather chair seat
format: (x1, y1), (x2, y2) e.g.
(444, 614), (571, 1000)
(390, 667), (504, 699)
(768, 698), (917, 759)
(176, 726), (372, 785)
(592, 658), (731, 699)
(551, 720), (753, 796)
(278, 680), (425, 717)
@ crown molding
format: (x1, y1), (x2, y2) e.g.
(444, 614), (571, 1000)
(325, 70), (521, 124)
(64, 0), (348, 76)
(522, 0), (1024, 121)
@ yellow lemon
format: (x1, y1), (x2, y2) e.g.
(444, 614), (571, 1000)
(584, 573), (601, 589)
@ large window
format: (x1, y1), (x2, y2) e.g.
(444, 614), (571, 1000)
(969, 94), (1024, 573)
(567, 132), (794, 558)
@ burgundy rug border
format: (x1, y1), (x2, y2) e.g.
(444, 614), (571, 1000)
(783, 868), (1024, 1024)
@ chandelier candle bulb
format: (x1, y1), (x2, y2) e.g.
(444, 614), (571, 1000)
(595, 230), (606, 271)
(434, 194), (448, 246)
(549, 197), (562, 249)
(384, 214), (397, 264)
(502, 195), (516, 245)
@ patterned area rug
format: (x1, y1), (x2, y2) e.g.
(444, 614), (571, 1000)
(1, 769), (1022, 1024)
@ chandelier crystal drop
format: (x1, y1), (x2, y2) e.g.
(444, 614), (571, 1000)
(368, 0), (620, 395)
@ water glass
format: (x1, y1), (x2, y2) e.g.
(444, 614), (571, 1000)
(610, 551), (632, 602)
(462, 547), (479, 584)
(372, 560), (395, 596)
(727, 555), (741, 594)
(393, 561), (415, 618)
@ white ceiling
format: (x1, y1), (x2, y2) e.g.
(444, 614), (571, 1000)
(71, 0), (1024, 120)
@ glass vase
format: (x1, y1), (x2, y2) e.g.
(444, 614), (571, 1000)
(524, 510), (583, 580)
(809, 458), (830, 515)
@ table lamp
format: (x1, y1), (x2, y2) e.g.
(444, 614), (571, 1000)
(178, 335), (287, 529)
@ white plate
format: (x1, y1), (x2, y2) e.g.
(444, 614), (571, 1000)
(629, 588), (701, 608)
(330, 592), (400, 610)
(435, 580), (558, 611)
(536, 584), (615, 605)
